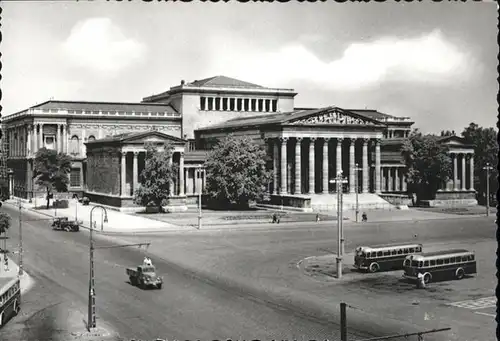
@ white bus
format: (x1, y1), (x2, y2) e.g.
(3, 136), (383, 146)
(403, 249), (477, 284)
(0, 276), (21, 328)
(354, 243), (423, 273)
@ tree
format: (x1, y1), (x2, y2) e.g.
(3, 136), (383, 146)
(0, 212), (11, 235)
(134, 142), (178, 212)
(204, 135), (272, 208)
(401, 129), (452, 201)
(33, 148), (72, 209)
(461, 123), (498, 205)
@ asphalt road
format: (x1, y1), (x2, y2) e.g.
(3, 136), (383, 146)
(0, 204), (495, 341)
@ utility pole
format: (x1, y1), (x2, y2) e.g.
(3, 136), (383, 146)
(330, 171), (348, 279)
(18, 199), (23, 276)
(483, 163), (493, 217)
(353, 163), (362, 222)
(340, 302), (347, 341)
(196, 167), (204, 230)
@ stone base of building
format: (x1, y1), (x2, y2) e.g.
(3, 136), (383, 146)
(378, 193), (411, 206)
(164, 196), (189, 213)
(269, 194), (313, 212)
(421, 190), (478, 207)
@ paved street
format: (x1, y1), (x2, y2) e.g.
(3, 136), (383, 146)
(0, 203), (495, 341)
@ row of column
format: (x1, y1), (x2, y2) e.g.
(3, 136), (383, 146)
(200, 96), (278, 113)
(451, 152), (474, 191)
(271, 137), (381, 195)
(381, 167), (407, 192)
(119, 151), (187, 197)
(7, 123), (68, 157)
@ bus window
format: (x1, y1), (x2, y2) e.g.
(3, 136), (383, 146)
(430, 259), (436, 266)
(416, 246), (422, 252)
(444, 258), (450, 264)
(391, 250), (397, 255)
(404, 248), (409, 254)
(409, 248), (415, 253)
(383, 251), (390, 256)
(449, 258), (455, 263)
(424, 261), (429, 267)
(455, 257), (461, 263)
(418, 261), (423, 267)
(437, 259), (443, 265)
(462, 256), (468, 261)
(397, 249), (403, 255)
(377, 251), (383, 257)
(468, 255), (475, 261)
(411, 260), (419, 267)
(371, 252), (376, 258)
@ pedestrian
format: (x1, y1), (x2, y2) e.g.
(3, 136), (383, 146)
(417, 272), (425, 289)
(272, 213), (277, 223)
(362, 212), (367, 222)
(316, 213), (320, 222)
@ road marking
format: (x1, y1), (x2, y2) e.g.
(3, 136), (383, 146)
(474, 311), (496, 317)
(448, 296), (496, 310)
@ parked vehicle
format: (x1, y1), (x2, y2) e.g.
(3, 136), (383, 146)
(126, 265), (163, 289)
(0, 276), (21, 328)
(354, 243), (423, 273)
(403, 249), (477, 284)
(51, 217), (80, 232)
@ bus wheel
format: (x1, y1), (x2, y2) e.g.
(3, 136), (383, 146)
(13, 300), (19, 315)
(423, 273), (432, 284)
(456, 268), (465, 280)
(369, 262), (380, 273)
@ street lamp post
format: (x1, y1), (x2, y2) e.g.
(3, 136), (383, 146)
(88, 205), (108, 331)
(330, 171), (348, 279)
(483, 163), (493, 217)
(196, 167), (204, 230)
(353, 163), (362, 223)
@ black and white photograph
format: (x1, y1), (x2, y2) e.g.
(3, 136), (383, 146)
(0, 1), (497, 341)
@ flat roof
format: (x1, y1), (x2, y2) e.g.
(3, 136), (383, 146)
(357, 243), (422, 251)
(420, 249), (472, 257)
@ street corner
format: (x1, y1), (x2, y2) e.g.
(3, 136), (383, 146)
(296, 253), (361, 282)
(0, 258), (36, 295)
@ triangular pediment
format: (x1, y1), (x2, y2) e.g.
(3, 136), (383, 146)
(122, 131), (185, 144)
(438, 136), (472, 147)
(287, 107), (380, 126)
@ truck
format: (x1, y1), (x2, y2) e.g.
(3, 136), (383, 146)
(126, 265), (163, 289)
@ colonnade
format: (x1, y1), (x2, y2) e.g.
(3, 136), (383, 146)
(6, 123), (69, 157)
(446, 152), (474, 191)
(200, 96), (278, 113)
(381, 167), (407, 192)
(268, 137), (382, 195)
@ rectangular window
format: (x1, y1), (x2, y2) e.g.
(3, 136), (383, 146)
(444, 258), (450, 264)
(377, 251), (383, 257)
(391, 250), (397, 255)
(383, 251), (390, 256)
(424, 261), (429, 267)
(468, 255), (474, 261)
(403, 248), (409, 254)
(436, 259), (443, 265)
(416, 246), (422, 252)
(409, 248), (415, 253)
(70, 168), (81, 187)
(200, 97), (206, 110)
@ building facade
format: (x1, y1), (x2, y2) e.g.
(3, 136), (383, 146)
(1, 75), (476, 210)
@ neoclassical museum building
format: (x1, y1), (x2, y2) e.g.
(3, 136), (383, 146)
(1, 75), (477, 211)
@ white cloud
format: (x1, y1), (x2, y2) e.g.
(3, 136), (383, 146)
(61, 17), (146, 75)
(206, 29), (476, 90)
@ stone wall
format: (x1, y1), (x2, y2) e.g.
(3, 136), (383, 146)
(86, 146), (121, 195)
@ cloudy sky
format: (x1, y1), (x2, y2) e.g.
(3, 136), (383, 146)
(1, 2), (497, 134)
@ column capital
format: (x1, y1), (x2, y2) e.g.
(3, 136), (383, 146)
(295, 137), (303, 142)
(179, 151), (185, 157)
(347, 137), (356, 144)
(133, 151), (139, 156)
(323, 137), (330, 142)
(309, 137), (317, 142)
(336, 137), (344, 143)
(363, 138), (369, 144)
(279, 137), (289, 143)
(374, 138), (382, 145)
(121, 151), (128, 156)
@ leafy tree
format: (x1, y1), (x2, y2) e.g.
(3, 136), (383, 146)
(461, 123), (498, 205)
(33, 148), (72, 209)
(0, 212), (11, 235)
(401, 129), (452, 201)
(205, 134), (272, 208)
(134, 142), (178, 212)
(440, 130), (455, 137)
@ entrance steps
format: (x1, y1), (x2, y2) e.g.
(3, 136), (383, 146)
(310, 193), (394, 212)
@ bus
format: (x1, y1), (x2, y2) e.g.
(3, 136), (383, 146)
(0, 276), (21, 328)
(403, 249), (477, 284)
(354, 243), (423, 273)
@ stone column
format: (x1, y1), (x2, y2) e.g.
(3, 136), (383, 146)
(375, 139), (381, 193)
(169, 155), (174, 195)
(294, 138), (302, 194)
(63, 124), (68, 154)
(121, 151), (127, 196)
(308, 138), (315, 194)
(133, 151), (139, 195)
(461, 153), (466, 190)
(57, 124), (61, 153)
(280, 138), (288, 195)
(453, 153), (458, 190)
(381, 168), (386, 192)
(272, 140), (278, 194)
(179, 152), (185, 196)
(322, 138), (329, 194)
(387, 168), (393, 192)
(39, 124), (44, 150)
(27, 125), (32, 156)
(402, 172), (407, 192)
(336, 138), (343, 176)
(81, 129), (86, 156)
(469, 154), (474, 190)
(349, 138), (355, 193)
(394, 168), (400, 191)
(362, 138), (369, 193)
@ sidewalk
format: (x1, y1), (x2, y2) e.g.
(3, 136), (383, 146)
(0, 256), (35, 295)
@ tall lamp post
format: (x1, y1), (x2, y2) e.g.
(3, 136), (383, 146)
(88, 205), (108, 331)
(483, 163), (493, 217)
(196, 167), (205, 230)
(330, 171), (348, 279)
(18, 199), (23, 276)
(353, 163), (362, 222)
